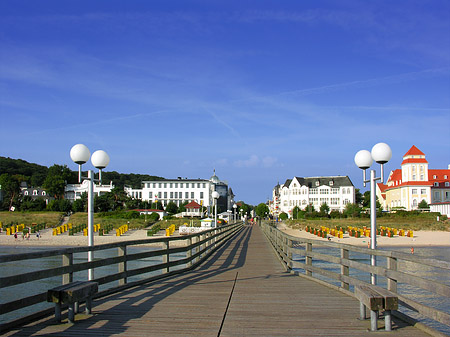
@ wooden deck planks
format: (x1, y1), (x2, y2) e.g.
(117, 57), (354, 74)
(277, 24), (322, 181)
(4, 225), (431, 336)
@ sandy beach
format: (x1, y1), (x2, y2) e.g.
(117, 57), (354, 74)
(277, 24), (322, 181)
(0, 228), (182, 248)
(277, 223), (450, 248)
(1, 224), (449, 248)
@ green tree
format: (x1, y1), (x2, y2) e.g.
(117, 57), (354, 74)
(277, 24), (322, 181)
(255, 203), (269, 217)
(344, 203), (361, 218)
(279, 212), (288, 220)
(165, 201), (178, 214)
(320, 203), (330, 216)
(178, 201), (189, 213)
(43, 164), (74, 199)
(355, 188), (363, 205)
(0, 173), (20, 210)
(292, 206), (301, 219)
(418, 199), (429, 209)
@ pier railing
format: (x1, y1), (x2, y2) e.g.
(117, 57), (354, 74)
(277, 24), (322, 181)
(0, 222), (243, 331)
(261, 222), (450, 333)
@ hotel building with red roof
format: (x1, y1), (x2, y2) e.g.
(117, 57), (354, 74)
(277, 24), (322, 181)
(376, 145), (450, 212)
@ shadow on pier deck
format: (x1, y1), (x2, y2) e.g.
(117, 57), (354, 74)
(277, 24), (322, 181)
(4, 225), (431, 336)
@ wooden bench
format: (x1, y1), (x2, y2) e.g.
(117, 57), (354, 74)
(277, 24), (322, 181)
(47, 281), (98, 323)
(354, 285), (398, 331)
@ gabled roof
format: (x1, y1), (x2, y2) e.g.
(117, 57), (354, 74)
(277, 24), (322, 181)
(185, 201), (201, 209)
(293, 176), (354, 188)
(404, 145), (425, 157)
(429, 169), (450, 182)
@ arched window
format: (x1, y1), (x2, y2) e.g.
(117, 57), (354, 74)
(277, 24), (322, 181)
(33, 190), (38, 196)
(24, 191), (29, 196)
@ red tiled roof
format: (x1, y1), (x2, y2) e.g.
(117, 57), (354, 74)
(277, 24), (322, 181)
(185, 201), (201, 209)
(403, 145), (425, 157)
(377, 183), (388, 192)
(429, 169), (450, 181)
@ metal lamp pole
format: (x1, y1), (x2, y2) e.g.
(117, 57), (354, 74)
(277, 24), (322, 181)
(354, 142), (392, 285)
(233, 203), (237, 224)
(70, 144), (110, 281)
(212, 191), (219, 227)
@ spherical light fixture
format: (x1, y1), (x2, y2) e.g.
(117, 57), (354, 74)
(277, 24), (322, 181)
(354, 150), (373, 169)
(91, 150), (110, 169)
(371, 142), (392, 164)
(212, 191), (219, 199)
(70, 144), (90, 165)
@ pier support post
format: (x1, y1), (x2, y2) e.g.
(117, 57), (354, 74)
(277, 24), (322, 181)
(387, 256), (397, 293)
(118, 246), (127, 285)
(340, 248), (349, 290)
(62, 253), (73, 284)
(305, 243), (312, 276)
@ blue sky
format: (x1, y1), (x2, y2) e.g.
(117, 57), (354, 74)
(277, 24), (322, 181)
(1, 0), (449, 205)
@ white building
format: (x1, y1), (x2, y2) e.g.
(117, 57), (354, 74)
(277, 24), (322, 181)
(271, 176), (355, 217)
(124, 171), (234, 214)
(65, 180), (114, 201)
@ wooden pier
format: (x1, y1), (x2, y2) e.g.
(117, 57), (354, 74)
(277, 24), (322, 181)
(3, 224), (433, 336)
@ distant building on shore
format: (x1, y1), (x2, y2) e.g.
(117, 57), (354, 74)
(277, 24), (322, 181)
(271, 176), (355, 218)
(377, 145), (450, 211)
(124, 171), (235, 215)
(64, 180), (114, 201)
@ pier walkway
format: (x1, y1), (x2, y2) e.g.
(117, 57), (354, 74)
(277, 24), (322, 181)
(5, 225), (431, 336)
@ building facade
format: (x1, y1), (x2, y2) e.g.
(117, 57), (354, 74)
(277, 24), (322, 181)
(377, 145), (450, 211)
(64, 180), (114, 201)
(124, 171), (234, 214)
(271, 176), (355, 217)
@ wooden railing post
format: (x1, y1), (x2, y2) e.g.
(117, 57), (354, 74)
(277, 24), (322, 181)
(163, 240), (169, 273)
(186, 236), (192, 268)
(305, 243), (312, 276)
(340, 248), (349, 290)
(62, 252), (73, 284)
(118, 245), (127, 285)
(387, 256), (397, 293)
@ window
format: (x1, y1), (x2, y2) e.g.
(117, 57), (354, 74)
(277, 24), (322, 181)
(412, 189), (417, 194)
(433, 175), (437, 179)
(200, 192), (204, 199)
(446, 192), (450, 200)
(149, 192), (152, 198)
(170, 192), (173, 198)
(197, 183), (200, 188)
(185, 192), (189, 198)
(164, 183), (167, 188)
(420, 175), (424, 181)
(420, 165), (424, 172)
(33, 190), (38, 196)
(421, 189), (426, 195)
(445, 175), (448, 179)
(435, 191), (440, 200)
(315, 181), (320, 186)
(412, 165), (415, 172)
(445, 182), (450, 187)
(175, 183), (178, 188)
(191, 192), (194, 199)
(186, 183), (189, 188)
(164, 192), (167, 198)
(434, 182), (439, 187)
(158, 183), (162, 188)
(412, 175), (416, 181)
(170, 183), (173, 188)
(203, 183), (206, 188)
(310, 189), (317, 194)
(180, 183), (183, 188)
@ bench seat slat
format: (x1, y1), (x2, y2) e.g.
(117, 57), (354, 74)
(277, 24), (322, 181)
(355, 285), (383, 311)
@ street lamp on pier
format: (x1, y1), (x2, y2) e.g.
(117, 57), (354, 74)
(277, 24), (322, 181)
(212, 191), (219, 227)
(354, 142), (392, 285)
(70, 144), (110, 281)
(233, 203), (237, 223)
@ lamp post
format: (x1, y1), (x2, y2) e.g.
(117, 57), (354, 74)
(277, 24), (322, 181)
(240, 208), (243, 222)
(212, 191), (219, 228)
(70, 144), (110, 281)
(233, 203), (237, 223)
(354, 142), (392, 285)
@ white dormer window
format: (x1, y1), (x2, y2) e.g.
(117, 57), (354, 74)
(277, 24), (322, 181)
(445, 175), (448, 179)
(315, 181), (319, 186)
(433, 175), (437, 179)
(329, 181), (334, 186)
(445, 182), (450, 187)
(434, 182), (439, 187)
